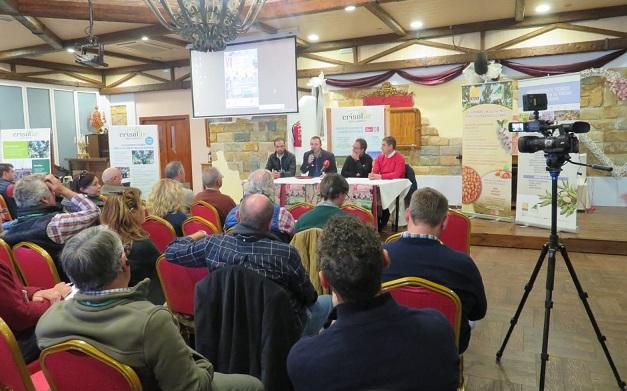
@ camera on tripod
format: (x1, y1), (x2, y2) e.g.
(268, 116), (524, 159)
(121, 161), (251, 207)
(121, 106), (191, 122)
(508, 93), (589, 155)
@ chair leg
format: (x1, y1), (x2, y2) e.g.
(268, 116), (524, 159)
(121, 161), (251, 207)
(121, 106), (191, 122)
(457, 355), (465, 391)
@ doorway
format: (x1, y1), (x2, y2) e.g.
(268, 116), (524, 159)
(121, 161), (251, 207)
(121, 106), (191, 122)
(139, 115), (192, 186)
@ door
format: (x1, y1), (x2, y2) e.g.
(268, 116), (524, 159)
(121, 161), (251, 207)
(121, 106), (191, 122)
(139, 115), (192, 185)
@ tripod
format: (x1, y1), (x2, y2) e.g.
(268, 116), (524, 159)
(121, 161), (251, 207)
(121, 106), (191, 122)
(495, 163), (626, 391)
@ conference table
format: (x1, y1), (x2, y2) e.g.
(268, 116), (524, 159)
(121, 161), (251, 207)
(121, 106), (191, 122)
(273, 176), (412, 230)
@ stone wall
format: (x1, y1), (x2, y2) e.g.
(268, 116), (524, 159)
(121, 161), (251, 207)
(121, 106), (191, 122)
(579, 69), (627, 177)
(207, 116), (287, 179)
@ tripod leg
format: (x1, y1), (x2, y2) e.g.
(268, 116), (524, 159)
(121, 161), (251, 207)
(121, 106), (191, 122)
(496, 243), (549, 362)
(559, 246), (627, 390)
(538, 247), (558, 391)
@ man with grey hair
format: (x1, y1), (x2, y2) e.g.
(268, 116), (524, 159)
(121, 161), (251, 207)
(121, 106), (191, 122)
(36, 226), (263, 391)
(223, 169), (295, 242)
(4, 174), (100, 274)
(194, 166), (235, 225)
(100, 167), (126, 196)
(164, 160), (194, 210)
(166, 193), (331, 336)
(383, 187), (487, 353)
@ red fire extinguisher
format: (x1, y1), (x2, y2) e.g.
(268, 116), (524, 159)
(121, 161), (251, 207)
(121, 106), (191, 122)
(291, 121), (302, 148)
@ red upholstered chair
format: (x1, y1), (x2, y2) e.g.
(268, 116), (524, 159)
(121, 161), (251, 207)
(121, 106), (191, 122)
(0, 238), (22, 282)
(382, 277), (464, 390)
(440, 209), (471, 254)
(142, 216), (177, 253)
(40, 339), (142, 391)
(287, 202), (314, 220)
(12, 242), (60, 289)
(384, 209), (471, 255)
(0, 193), (12, 222)
(0, 317), (49, 391)
(156, 255), (209, 316)
(181, 216), (219, 236)
(341, 204), (375, 226)
(191, 201), (223, 232)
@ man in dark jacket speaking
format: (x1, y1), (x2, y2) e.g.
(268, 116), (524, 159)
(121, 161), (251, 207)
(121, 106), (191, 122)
(300, 136), (337, 177)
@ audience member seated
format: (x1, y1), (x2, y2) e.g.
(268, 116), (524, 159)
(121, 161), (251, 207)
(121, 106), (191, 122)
(62, 171), (104, 212)
(0, 163), (18, 218)
(0, 260), (70, 363)
(300, 136), (337, 177)
(36, 226), (263, 391)
(294, 173), (348, 233)
(287, 215), (459, 391)
(383, 187), (487, 353)
(194, 167), (236, 225)
(147, 178), (188, 237)
(100, 188), (164, 304)
(265, 137), (296, 178)
(341, 138), (373, 178)
(100, 167), (127, 196)
(223, 169), (295, 242)
(368, 136), (406, 180)
(4, 174), (100, 273)
(166, 193), (332, 336)
(164, 161), (194, 211)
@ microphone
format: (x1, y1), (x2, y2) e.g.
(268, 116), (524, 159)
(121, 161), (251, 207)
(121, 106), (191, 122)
(591, 164), (613, 172)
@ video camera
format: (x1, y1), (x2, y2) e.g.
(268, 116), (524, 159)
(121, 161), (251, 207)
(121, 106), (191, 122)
(508, 93), (589, 155)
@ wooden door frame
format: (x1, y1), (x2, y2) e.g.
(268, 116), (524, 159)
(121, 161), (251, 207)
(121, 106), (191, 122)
(138, 114), (192, 182)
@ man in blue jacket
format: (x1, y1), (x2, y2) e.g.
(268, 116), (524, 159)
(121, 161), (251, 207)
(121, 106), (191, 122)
(300, 136), (337, 176)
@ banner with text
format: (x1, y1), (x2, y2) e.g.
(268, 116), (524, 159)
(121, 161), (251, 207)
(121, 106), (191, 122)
(109, 125), (160, 197)
(515, 73), (581, 230)
(329, 105), (386, 157)
(461, 81), (514, 218)
(0, 128), (51, 179)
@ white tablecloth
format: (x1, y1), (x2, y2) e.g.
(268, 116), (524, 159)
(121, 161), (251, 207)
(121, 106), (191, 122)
(274, 177), (412, 225)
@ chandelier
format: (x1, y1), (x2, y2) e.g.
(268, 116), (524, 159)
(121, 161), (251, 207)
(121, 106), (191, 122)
(144, 0), (266, 52)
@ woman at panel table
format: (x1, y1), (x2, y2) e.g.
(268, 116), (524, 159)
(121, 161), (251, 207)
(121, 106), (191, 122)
(147, 178), (188, 237)
(341, 138), (373, 178)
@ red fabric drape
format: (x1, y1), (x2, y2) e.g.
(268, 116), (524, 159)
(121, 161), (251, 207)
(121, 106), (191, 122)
(324, 65), (467, 88)
(498, 50), (626, 76)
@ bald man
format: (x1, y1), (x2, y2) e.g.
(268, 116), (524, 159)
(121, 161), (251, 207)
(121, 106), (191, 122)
(166, 193), (332, 336)
(101, 167), (126, 196)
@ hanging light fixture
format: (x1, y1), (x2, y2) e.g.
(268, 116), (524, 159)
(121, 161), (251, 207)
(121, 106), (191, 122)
(144, 0), (266, 52)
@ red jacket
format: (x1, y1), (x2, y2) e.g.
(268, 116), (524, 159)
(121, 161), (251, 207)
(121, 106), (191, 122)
(0, 262), (50, 336)
(372, 152), (406, 179)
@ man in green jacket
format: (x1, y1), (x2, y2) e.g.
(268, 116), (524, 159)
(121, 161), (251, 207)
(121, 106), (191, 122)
(36, 226), (263, 391)
(295, 173), (348, 232)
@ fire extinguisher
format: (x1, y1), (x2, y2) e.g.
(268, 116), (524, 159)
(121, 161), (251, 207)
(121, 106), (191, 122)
(291, 121), (302, 148)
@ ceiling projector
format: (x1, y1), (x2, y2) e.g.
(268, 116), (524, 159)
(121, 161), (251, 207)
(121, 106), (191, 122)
(74, 39), (108, 69)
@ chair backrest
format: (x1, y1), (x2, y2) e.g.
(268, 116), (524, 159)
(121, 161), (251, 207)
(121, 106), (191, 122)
(190, 201), (222, 232)
(156, 255), (208, 315)
(12, 242), (60, 288)
(0, 193), (12, 222)
(440, 209), (471, 254)
(382, 277), (462, 349)
(341, 204), (374, 226)
(287, 202), (314, 220)
(404, 165), (418, 207)
(40, 339), (142, 391)
(384, 209), (471, 254)
(0, 317), (42, 391)
(0, 238), (22, 282)
(181, 216), (219, 236)
(142, 216), (177, 253)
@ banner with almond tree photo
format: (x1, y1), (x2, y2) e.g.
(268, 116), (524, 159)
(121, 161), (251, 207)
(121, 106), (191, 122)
(461, 81), (514, 219)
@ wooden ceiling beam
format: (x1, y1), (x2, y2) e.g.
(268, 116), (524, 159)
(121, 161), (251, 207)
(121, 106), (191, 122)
(300, 53), (353, 66)
(515, 0), (525, 22)
(358, 39), (417, 64)
(0, 0), (63, 49)
(106, 72), (139, 89)
(554, 23), (627, 38)
(0, 70), (97, 88)
(364, 3), (406, 36)
(253, 21), (278, 35)
(2, 58), (103, 75)
(86, 48), (163, 65)
(297, 37), (627, 77)
(298, 5), (627, 54)
(150, 36), (189, 48)
(138, 71), (170, 83)
(0, 24), (170, 61)
(100, 79), (191, 95)
(488, 24), (558, 51)
(60, 71), (103, 86)
(103, 59), (190, 76)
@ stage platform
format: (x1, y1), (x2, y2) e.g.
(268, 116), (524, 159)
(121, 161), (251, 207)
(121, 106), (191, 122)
(469, 207), (627, 256)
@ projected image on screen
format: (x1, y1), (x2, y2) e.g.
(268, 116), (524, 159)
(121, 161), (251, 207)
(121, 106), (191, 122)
(224, 49), (259, 109)
(191, 36), (298, 118)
